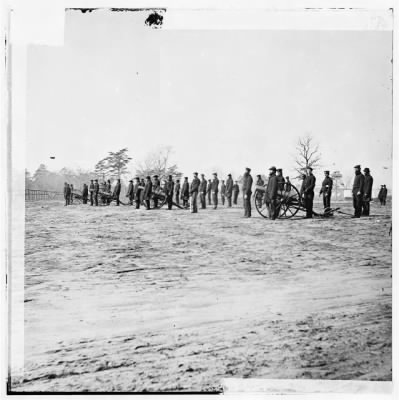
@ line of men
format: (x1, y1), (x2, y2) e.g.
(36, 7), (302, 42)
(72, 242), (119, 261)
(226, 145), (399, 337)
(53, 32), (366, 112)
(124, 173), (241, 212)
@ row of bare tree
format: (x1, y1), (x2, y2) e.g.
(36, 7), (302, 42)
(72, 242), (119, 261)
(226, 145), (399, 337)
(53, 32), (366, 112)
(26, 137), (326, 192)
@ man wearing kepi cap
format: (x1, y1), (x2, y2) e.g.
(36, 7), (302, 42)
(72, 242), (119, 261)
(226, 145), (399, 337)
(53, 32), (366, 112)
(303, 166), (316, 218)
(352, 165), (365, 218)
(265, 166), (278, 219)
(362, 167), (373, 216)
(190, 172), (200, 213)
(242, 167), (253, 217)
(199, 174), (207, 209)
(319, 170), (333, 210)
(211, 173), (219, 209)
(225, 174), (233, 207)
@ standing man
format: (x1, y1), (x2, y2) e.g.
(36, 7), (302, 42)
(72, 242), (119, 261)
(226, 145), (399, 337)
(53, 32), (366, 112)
(94, 179), (99, 206)
(165, 175), (175, 210)
(362, 168), (373, 216)
(174, 179), (181, 206)
(299, 173), (306, 204)
(211, 173), (219, 210)
(190, 172), (200, 213)
(126, 179), (134, 205)
(382, 185), (388, 205)
(225, 174), (233, 207)
(352, 165), (365, 218)
(64, 182), (70, 206)
(152, 175), (160, 209)
(181, 177), (190, 208)
(113, 178), (121, 206)
(106, 179), (112, 205)
(207, 179), (212, 206)
(89, 180), (94, 206)
(220, 180), (226, 206)
(133, 177), (142, 209)
(140, 178), (146, 206)
(82, 183), (89, 204)
(319, 170), (333, 210)
(276, 169), (285, 193)
(199, 174), (207, 209)
(70, 184), (74, 204)
(242, 167), (253, 217)
(255, 174), (265, 209)
(232, 181), (240, 205)
(265, 167), (278, 219)
(303, 166), (316, 218)
(378, 185), (384, 205)
(143, 176), (153, 210)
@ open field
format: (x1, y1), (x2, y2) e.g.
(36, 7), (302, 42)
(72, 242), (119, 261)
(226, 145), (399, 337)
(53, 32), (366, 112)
(14, 200), (392, 392)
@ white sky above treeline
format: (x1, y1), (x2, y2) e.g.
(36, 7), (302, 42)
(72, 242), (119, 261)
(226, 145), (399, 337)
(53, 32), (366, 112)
(26, 10), (393, 187)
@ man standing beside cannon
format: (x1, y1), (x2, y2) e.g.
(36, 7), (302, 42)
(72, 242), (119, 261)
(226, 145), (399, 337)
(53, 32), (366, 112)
(232, 181), (240, 205)
(303, 166), (316, 218)
(143, 176), (153, 210)
(352, 165), (365, 218)
(211, 173), (219, 209)
(242, 167), (253, 218)
(199, 174), (207, 209)
(181, 177), (190, 208)
(276, 169), (285, 193)
(225, 174), (233, 207)
(255, 174), (265, 209)
(190, 172), (200, 213)
(165, 175), (175, 210)
(94, 179), (99, 206)
(113, 178), (121, 206)
(319, 170), (333, 210)
(174, 179), (181, 206)
(362, 167), (373, 216)
(265, 166), (278, 219)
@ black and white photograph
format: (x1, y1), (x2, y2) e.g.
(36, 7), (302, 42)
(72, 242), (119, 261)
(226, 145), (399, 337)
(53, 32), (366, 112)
(2, 2), (397, 396)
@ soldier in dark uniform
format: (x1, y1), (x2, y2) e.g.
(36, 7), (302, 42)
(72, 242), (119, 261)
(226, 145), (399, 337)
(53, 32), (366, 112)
(242, 167), (253, 217)
(199, 174), (207, 209)
(362, 168), (373, 216)
(143, 176), (153, 210)
(126, 179), (134, 205)
(225, 174), (233, 207)
(232, 181), (240, 205)
(352, 165), (365, 218)
(181, 177), (190, 208)
(220, 180), (226, 205)
(303, 166), (316, 218)
(140, 178), (146, 205)
(207, 179), (212, 205)
(94, 179), (99, 206)
(190, 172), (200, 213)
(133, 177), (142, 209)
(276, 169), (285, 193)
(64, 182), (70, 206)
(82, 183), (89, 204)
(211, 173), (219, 209)
(174, 179), (181, 205)
(89, 180), (94, 206)
(319, 170), (333, 210)
(165, 175), (175, 210)
(382, 185), (388, 205)
(152, 175), (160, 208)
(255, 174), (265, 208)
(70, 184), (74, 204)
(113, 179), (121, 206)
(378, 185), (384, 206)
(265, 167), (278, 219)
(285, 177), (292, 193)
(105, 179), (112, 205)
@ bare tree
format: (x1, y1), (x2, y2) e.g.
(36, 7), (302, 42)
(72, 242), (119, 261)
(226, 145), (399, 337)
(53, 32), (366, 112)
(136, 146), (182, 181)
(294, 135), (322, 176)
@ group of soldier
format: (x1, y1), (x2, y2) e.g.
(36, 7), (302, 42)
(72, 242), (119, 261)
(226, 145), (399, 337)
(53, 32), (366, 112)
(64, 164), (386, 219)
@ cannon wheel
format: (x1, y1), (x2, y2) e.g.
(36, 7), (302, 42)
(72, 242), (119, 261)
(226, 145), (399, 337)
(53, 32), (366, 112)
(150, 190), (167, 209)
(254, 184), (303, 219)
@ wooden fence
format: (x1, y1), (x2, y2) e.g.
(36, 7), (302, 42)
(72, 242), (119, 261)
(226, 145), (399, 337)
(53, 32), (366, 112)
(25, 189), (64, 201)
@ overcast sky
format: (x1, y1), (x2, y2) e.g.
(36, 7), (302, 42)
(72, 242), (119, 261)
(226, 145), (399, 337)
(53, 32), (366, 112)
(26, 10), (393, 186)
